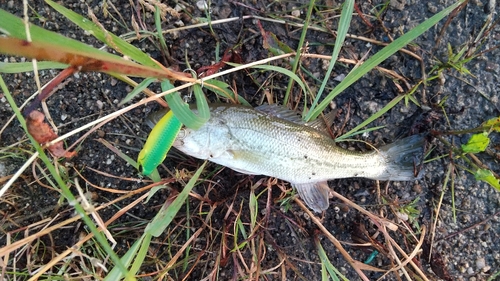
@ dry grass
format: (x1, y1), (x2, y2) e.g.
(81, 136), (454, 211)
(1, 0), (498, 280)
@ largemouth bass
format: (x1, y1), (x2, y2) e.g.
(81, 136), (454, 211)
(147, 104), (424, 212)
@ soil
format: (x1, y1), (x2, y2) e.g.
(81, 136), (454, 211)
(1, 0), (499, 280)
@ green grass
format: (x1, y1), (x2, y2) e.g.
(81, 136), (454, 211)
(2, 0), (498, 280)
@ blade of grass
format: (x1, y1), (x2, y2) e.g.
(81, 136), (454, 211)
(0, 74), (134, 280)
(0, 8), (117, 60)
(284, 0), (316, 104)
(249, 64), (307, 97)
(0, 61), (68, 73)
(45, 0), (159, 68)
(316, 236), (348, 281)
(0, 9), (192, 81)
(0, 36), (191, 81)
(334, 126), (385, 142)
(145, 161), (207, 237)
(154, 5), (169, 59)
(305, 0), (466, 121)
(309, 0), (354, 117)
(106, 162), (206, 279)
(104, 235), (146, 281)
(338, 94), (405, 139)
(204, 79), (251, 106)
(118, 77), (156, 106)
(128, 233), (152, 277)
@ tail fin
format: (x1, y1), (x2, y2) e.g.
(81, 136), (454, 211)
(375, 134), (425, 181)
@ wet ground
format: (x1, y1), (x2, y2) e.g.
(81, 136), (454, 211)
(1, 0), (500, 280)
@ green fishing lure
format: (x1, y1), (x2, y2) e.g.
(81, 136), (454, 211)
(138, 109), (182, 176)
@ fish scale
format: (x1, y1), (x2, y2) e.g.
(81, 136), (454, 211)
(148, 104), (425, 212)
(201, 105), (387, 183)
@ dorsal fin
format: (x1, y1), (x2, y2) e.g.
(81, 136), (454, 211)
(306, 109), (337, 131)
(255, 104), (305, 124)
(256, 104), (337, 132)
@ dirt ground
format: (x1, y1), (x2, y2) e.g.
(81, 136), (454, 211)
(1, 0), (500, 280)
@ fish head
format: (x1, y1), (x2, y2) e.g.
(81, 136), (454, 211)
(173, 117), (235, 161)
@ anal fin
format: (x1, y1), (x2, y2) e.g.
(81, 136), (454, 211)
(292, 181), (331, 212)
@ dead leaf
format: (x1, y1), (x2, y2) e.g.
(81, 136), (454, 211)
(27, 110), (76, 158)
(197, 49), (242, 77)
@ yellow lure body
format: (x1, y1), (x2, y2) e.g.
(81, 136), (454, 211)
(138, 109), (182, 176)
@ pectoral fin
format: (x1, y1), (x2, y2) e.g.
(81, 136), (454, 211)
(292, 181), (331, 212)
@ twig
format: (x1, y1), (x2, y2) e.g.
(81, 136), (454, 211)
(437, 210), (500, 242)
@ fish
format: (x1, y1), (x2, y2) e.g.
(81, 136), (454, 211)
(147, 104), (425, 212)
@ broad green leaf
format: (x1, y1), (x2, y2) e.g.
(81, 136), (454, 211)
(474, 169), (500, 191)
(461, 133), (490, 153)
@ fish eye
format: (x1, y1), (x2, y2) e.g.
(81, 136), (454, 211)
(177, 128), (187, 139)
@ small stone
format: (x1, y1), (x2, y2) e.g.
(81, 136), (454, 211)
(174, 3), (185, 12)
(467, 267), (474, 274)
(196, 1), (208, 11)
(60, 114), (68, 121)
(476, 257), (486, 270)
(389, 0), (406, 11)
(96, 100), (104, 110)
(485, 62), (498, 73)
(291, 8), (301, 17)
(427, 3), (438, 13)
(106, 155), (115, 165)
(333, 74), (346, 82)
(362, 101), (381, 113)
(0, 161), (6, 177)
(396, 212), (408, 221)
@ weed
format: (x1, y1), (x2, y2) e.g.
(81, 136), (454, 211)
(2, 0), (498, 280)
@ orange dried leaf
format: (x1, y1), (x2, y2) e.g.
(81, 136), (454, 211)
(27, 110), (76, 158)
(196, 49), (241, 77)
